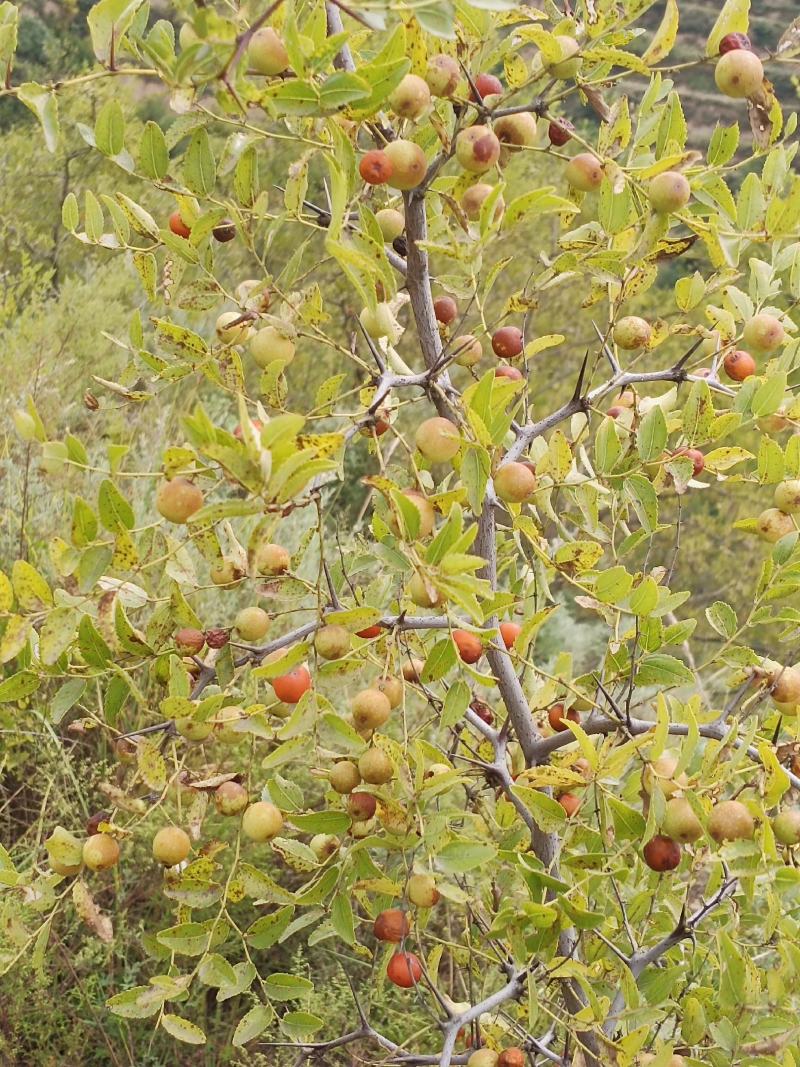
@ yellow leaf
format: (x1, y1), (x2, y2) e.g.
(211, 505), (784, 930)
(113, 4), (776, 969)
(503, 52), (528, 89)
(137, 738), (167, 791)
(523, 334), (565, 360)
(643, 0), (679, 65)
(0, 570), (13, 612)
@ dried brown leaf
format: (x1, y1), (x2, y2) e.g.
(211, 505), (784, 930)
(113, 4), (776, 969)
(73, 880), (113, 943)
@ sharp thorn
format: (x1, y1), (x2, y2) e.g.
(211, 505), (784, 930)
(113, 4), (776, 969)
(571, 351), (590, 402)
(672, 335), (705, 373)
(592, 320), (619, 370)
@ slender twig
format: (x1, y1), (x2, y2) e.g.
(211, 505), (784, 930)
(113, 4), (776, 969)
(603, 877), (737, 1035)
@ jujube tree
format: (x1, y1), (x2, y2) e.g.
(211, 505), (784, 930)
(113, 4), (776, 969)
(3, 0), (800, 1064)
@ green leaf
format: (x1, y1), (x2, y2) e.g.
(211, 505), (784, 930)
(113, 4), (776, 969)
(707, 122), (740, 167)
(718, 932), (746, 1012)
(461, 446), (490, 516)
(436, 840), (496, 873)
(114, 600), (152, 655)
(101, 194), (131, 243)
(421, 637), (458, 682)
(157, 920), (228, 956)
(62, 192), (79, 232)
(559, 897), (605, 930)
(98, 479), (134, 532)
(50, 678), (86, 723)
(290, 811), (350, 835)
(623, 475), (658, 534)
(606, 796), (646, 840)
(233, 143), (259, 207)
(0, 671), (39, 703)
(636, 404), (668, 463)
(441, 680), (471, 728)
(681, 379), (715, 444)
(265, 80), (321, 117)
(94, 99), (124, 156)
(503, 187), (579, 231)
(160, 1014), (206, 1045)
(752, 372), (787, 418)
(84, 190), (104, 242)
(595, 417), (621, 473)
(523, 334), (565, 360)
(595, 566), (633, 604)
(349, 57), (411, 117)
(39, 607), (78, 666)
(279, 1011), (325, 1040)
(318, 72), (371, 110)
(705, 601), (737, 638)
(512, 786), (566, 832)
(0, 2), (18, 66)
(264, 972), (315, 1000)
(198, 954), (237, 988)
(674, 272), (706, 312)
(629, 576), (659, 617)
(330, 893), (354, 945)
(139, 121), (169, 179)
(183, 127), (216, 195)
(246, 906), (295, 949)
(232, 1004), (273, 1047)
(636, 653), (694, 687)
(17, 83), (59, 152)
(87, 0), (146, 63)
(414, 0), (455, 39)
(78, 615), (112, 667)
